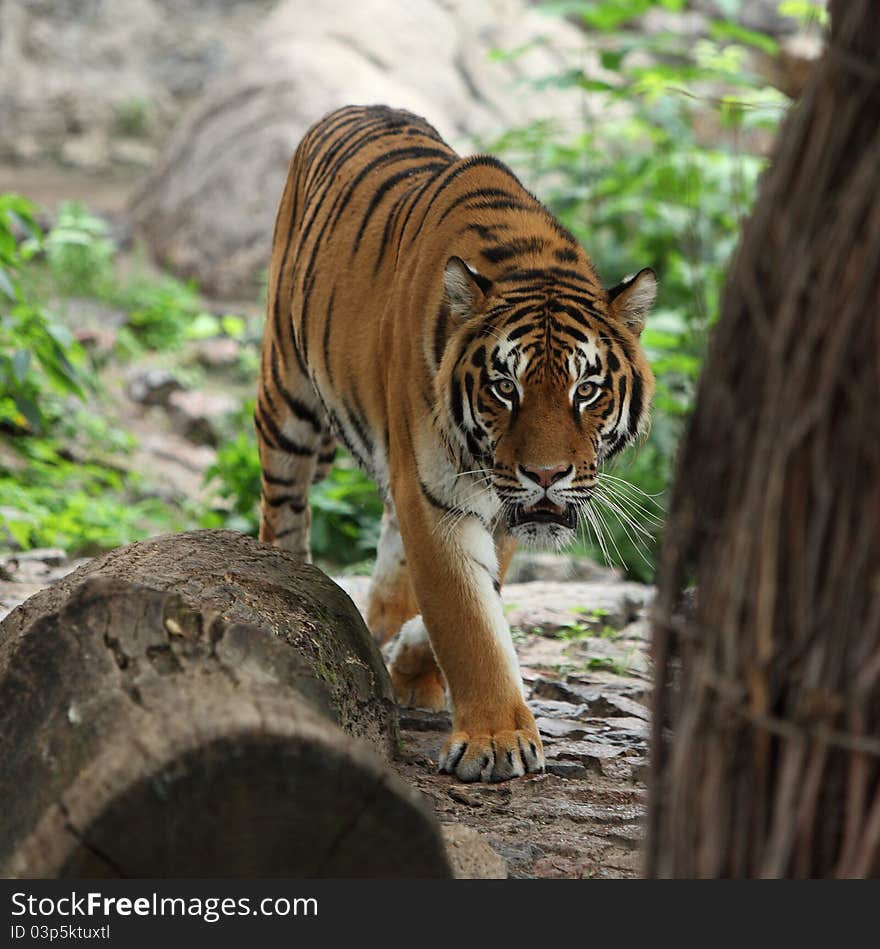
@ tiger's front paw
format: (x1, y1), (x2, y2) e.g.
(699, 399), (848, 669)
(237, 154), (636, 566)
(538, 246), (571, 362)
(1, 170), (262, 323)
(438, 703), (544, 783)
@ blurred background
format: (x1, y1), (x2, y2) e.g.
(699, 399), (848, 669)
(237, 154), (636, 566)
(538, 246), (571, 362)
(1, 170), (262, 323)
(0, 0), (826, 581)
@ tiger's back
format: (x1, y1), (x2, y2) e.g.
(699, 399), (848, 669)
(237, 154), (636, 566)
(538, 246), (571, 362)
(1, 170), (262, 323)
(259, 106), (456, 507)
(258, 104), (656, 784)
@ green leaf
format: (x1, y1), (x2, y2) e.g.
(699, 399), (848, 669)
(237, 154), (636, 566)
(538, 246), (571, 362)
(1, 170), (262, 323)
(12, 395), (41, 432)
(11, 350), (31, 382)
(221, 314), (246, 339)
(0, 267), (15, 301)
(778, 1), (828, 27)
(185, 311), (222, 340)
(709, 19), (780, 55)
(600, 50), (625, 71)
(5, 519), (33, 548)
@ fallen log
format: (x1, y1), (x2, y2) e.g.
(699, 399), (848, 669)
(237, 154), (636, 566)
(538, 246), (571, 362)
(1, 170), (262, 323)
(0, 530), (450, 878)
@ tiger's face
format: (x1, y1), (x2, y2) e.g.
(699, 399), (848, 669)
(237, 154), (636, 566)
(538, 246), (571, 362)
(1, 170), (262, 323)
(436, 256), (656, 548)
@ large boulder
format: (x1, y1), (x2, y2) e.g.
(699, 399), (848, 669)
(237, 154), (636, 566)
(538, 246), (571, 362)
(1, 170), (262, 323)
(128, 0), (594, 297)
(0, 0), (278, 169)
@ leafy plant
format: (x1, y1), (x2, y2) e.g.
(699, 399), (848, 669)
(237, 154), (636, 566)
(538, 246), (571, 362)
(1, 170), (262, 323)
(0, 194), (93, 435)
(44, 201), (115, 298)
(0, 194), (202, 556)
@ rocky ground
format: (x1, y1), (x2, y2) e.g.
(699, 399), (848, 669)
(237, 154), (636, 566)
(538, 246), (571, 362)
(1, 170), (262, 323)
(1, 547), (655, 879)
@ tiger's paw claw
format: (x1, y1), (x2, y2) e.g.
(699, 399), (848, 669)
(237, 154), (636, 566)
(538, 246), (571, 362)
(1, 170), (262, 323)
(439, 727), (544, 783)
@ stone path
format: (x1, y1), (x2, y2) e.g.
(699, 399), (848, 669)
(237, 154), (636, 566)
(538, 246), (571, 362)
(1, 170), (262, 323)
(336, 572), (653, 878)
(1, 550), (655, 878)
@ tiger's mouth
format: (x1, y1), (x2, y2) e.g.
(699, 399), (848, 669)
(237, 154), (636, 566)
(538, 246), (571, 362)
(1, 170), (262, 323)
(507, 499), (577, 530)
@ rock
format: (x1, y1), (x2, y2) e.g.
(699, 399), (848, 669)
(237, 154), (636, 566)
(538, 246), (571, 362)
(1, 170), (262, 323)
(440, 825), (507, 879)
(534, 717), (592, 740)
(166, 388), (237, 445)
(583, 692), (650, 721)
(502, 580), (654, 635)
(545, 738), (639, 768)
(59, 131), (110, 171)
(527, 698), (590, 719)
(398, 707), (451, 732)
(532, 676), (647, 706)
(126, 367), (185, 406)
(109, 138), (159, 168)
(506, 551), (621, 584)
(0, 0), (276, 166)
(129, 0), (603, 297)
(74, 326), (117, 359)
(0, 548), (68, 569)
(64, 298), (129, 330)
(545, 761), (588, 779)
(192, 336), (241, 369)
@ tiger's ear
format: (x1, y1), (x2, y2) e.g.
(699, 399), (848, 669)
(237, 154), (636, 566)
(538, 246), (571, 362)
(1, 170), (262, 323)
(443, 256), (493, 319)
(608, 268), (657, 336)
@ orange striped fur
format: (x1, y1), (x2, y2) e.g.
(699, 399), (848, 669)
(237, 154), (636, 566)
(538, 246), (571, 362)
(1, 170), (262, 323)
(257, 106), (655, 782)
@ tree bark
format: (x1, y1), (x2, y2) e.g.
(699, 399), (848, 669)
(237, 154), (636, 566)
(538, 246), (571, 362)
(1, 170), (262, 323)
(647, 0), (880, 878)
(0, 531), (450, 878)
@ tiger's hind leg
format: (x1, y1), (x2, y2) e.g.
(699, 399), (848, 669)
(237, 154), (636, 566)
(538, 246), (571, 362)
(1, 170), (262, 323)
(383, 616), (447, 711)
(255, 347), (328, 561)
(312, 432), (337, 484)
(367, 503), (419, 645)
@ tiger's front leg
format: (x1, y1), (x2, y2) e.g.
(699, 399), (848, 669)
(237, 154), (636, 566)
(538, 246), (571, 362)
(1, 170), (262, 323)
(393, 481), (544, 783)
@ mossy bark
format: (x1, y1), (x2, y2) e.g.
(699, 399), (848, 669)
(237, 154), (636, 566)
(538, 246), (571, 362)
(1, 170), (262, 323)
(0, 531), (450, 878)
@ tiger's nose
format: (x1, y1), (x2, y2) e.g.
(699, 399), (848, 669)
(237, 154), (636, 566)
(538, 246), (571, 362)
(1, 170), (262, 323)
(519, 464), (573, 488)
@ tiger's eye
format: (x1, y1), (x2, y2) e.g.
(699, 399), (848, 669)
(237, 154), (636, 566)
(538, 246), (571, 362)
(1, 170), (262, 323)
(495, 379), (516, 398)
(576, 381), (598, 400)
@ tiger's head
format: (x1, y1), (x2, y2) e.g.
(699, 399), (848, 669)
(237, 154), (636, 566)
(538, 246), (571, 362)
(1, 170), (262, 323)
(434, 256), (656, 548)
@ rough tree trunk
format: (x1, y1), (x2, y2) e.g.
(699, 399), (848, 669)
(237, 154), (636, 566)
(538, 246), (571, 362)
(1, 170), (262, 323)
(647, 0), (880, 878)
(0, 530), (450, 878)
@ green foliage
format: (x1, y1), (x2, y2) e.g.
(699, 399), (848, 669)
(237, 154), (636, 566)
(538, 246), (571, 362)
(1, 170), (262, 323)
(777, 1), (827, 28)
(0, 194), (199, 556)
(111, 275), (205, 352)
(112, 97), (153, 138)
(310, 463), (384, 565)
(0, 195), (93, 435)
(486, 0), (796, 579)
(203, 400), (384, 564)
(45, 201), (115, 297)
(1, 431), (194, 556)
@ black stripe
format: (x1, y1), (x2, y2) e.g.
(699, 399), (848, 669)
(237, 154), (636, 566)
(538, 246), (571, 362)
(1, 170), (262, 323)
(263, 493), (307, 511)
(433, 304), (450, 368)
(419, 479), (455, 513)
(270, 347), (321, 432)
(322, 289), (336, 389)
(480, 237), (547, 265)
(353, 159), (449, 256)
(627, 372), (644, 436)
(255, 406), (314, 456)
(263, 472), (298, 486)
(437, 187), (518, 226)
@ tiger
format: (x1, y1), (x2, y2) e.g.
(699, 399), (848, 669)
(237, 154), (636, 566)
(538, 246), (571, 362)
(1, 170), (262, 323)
(257, 105), (656, 783)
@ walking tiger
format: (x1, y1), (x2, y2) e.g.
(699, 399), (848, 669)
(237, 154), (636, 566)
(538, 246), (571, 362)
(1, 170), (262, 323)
(257, 105), (656, 782)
